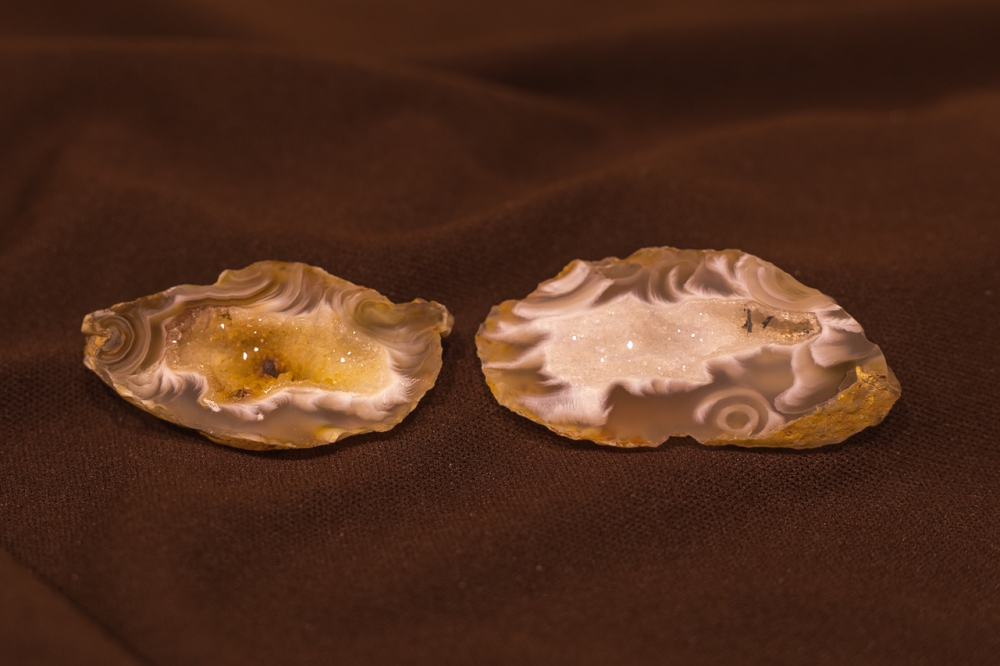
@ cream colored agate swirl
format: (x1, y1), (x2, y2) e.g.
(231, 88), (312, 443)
(476, 247), (900, 448)
(83, 262), (453, 450)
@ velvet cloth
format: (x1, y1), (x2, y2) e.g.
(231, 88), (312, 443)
(2, 2), (999, 664)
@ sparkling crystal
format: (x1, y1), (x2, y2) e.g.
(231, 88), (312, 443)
(476, 247), (900, 448)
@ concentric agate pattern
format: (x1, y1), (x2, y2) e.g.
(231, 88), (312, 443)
(476, 247), (900, 448)
(83, 262), (453, 450)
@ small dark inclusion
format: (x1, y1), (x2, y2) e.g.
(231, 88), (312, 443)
(261, 358), (280, 378)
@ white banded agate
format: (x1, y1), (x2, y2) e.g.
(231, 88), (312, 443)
(476, 247), (900, 448)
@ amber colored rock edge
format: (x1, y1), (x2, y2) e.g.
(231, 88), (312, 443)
(83, 262), (453, 450)
(476, 247), (901, 449)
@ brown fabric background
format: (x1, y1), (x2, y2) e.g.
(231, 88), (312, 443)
(2, 2), (999, 664)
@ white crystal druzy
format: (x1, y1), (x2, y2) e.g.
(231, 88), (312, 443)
(476, 247), (900, 448)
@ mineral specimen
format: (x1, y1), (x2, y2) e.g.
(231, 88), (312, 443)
(83, 262), (453, 450)
(476, 247), (900, 448)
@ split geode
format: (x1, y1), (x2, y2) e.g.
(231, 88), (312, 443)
(83, 251), (899, 452)
(83, 262), (453, 450)
(476, 246), (900, 448)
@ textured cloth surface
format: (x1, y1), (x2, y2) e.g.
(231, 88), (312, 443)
(2, 2), (999, 664)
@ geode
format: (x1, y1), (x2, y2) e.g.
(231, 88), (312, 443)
(83, 262), (453, 450)
(476, 246), (900, 448)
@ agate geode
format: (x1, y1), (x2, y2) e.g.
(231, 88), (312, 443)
(83, 262), (453, 450)
(476, 247), (900, 448)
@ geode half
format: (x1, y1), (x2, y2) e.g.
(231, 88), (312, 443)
(83, 262), (453, 450)
(476, 247), (900, 448)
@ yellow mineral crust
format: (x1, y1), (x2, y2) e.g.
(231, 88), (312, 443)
(166, 306), (390, 404)
(82, 261), (452, 450)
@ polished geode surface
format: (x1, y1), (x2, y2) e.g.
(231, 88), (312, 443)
(476, 246), (900, 448)
(83, 262), (453, 450)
